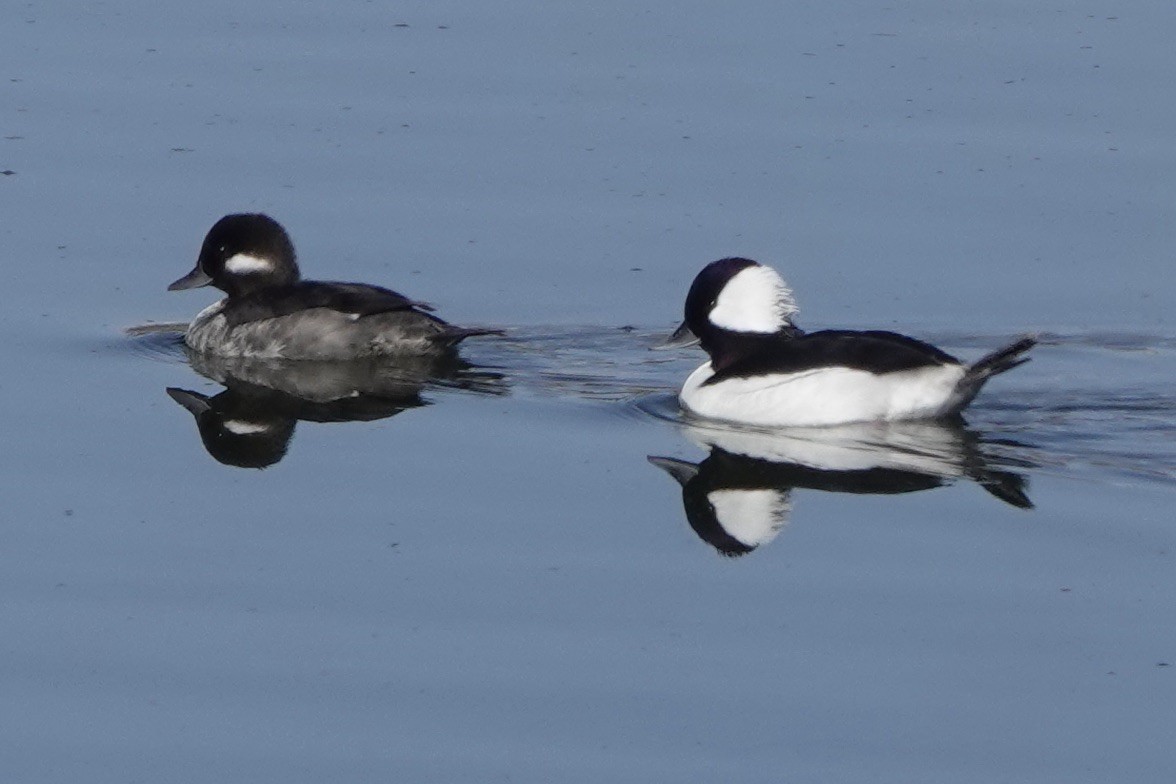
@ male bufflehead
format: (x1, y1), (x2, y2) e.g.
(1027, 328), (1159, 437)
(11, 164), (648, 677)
(648, 418), (1031, 556)
(666, 258), (1035, 427)
(169, 213), (500, 360)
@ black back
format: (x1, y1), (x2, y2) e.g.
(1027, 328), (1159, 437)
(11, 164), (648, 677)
(706, 329), (960, 382)
(222, 281), (434, 328)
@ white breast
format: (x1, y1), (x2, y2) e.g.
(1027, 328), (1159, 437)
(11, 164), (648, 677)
(680, 361), (967, 427)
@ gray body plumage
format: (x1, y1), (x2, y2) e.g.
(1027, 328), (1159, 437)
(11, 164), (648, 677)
(185, 300), (478, 360)
(170, 214), (499, 361)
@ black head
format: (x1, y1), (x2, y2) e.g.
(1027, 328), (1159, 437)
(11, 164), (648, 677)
(169, 213), (300, 298)
(648, 452), (789, 557)
(680, 258), (800, 361)
(166, 387), (294, 468)
(683, 258), (760, 336)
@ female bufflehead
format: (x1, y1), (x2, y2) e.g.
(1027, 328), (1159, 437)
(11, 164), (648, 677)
(169, 213), (499, 360)
(667, 257), (1035, 427)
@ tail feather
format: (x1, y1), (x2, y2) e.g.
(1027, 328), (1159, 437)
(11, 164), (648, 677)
(437, 326), (506, 347)
(976, 469), (1034, 509)
(951, 335), (1036, 410)
(966, 336), (1037, 382)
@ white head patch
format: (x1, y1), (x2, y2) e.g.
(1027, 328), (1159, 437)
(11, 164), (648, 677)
(223, 419), (272, 435)
(224, 253), (274, 275)
(709, 265), (798, 333)
(707, 489), (790, 547)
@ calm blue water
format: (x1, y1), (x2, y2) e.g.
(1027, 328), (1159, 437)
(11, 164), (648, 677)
(2, 2), (1174, 782)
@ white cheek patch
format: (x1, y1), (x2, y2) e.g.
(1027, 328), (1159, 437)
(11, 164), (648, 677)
(709, 265), (798, 333)
(707, 488), (790, 547)
(224, 253), (274, 275)
(222, 420), (272, 435)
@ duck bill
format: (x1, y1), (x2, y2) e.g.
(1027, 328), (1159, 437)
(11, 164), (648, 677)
(166, 387), (212, 416)
(168, 264), (213, 291)
(651, 320), (700, 350)
(647, 455), (699, 486)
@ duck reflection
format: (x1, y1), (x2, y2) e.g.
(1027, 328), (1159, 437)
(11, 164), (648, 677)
(169, 351), (504, 468)
(649, 419), (1033, 557)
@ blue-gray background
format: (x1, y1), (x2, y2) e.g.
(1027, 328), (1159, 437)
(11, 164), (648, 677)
(2, 2), (1173, 782)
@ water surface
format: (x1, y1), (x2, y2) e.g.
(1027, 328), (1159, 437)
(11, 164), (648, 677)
(2, 2), (1175, 782)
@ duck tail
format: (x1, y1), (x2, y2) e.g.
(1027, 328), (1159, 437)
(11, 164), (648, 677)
(966, 336), (1037, 383)
(950, 335), (1036, 410)
(975, 468), (1034, 509)
(439, 326), (506, 347)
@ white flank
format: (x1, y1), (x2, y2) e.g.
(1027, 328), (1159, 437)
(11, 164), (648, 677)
(707, 489), (790, 547)
(223, 419), (271, 435)
(709, 265), (798, 333)
(682, 421), (968, 477)
(680, 361), (967, 427)
(223, 253), (274, 274)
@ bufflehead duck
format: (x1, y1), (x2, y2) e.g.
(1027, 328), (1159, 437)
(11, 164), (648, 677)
(169, 213), (500, 360)
(648, 418), (1031, 556)
(666, 257), (1035, 427)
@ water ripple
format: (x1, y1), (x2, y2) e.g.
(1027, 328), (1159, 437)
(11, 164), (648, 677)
(120, 322), (188, 363)
(123, 323), (1175, 487)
